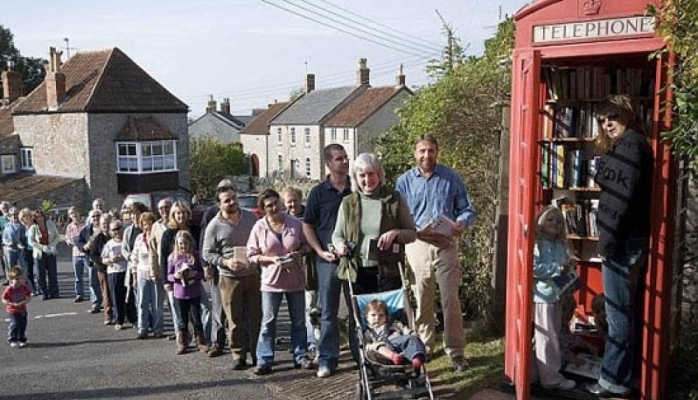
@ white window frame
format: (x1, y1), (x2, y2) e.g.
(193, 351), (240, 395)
(116, 140), (178, 174)
(1, 155), (16, 174)
(276, 127), (282, 145)
(290, 127), (296, 146)
(277, 154), (283, 172)
(343, 128), (350, 142)
(20, 148), (33, 171)
(331, 128), (337, 142)
(304, 127), (310, 147)
(305, 157), (311, 177)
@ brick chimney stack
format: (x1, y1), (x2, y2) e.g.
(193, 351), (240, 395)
(2, 61), (22, 104)
(305, 74), (315, 93)
(220, 98), (231, 115)
(395, 64), (406, 87)
(357, 58), (370, 86)
(45, 47), (66, 109)
(206, 95), (217, 113)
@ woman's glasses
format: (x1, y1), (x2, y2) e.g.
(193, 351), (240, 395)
(596, 112), (620, 124)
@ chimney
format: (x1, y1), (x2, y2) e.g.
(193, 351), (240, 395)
(2, 61), (22, 104)
(220, 98), (231, 115)
(206, 95), (217, 113)
(305, 74), (315, 93)
(357, 58), (370, 86)
(45, 47), (66, 109)
(395, 64), (406, 87)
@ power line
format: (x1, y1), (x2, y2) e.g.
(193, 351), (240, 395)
(314, 0), (443, 50)
(291, 0), (441, 54)
(261, 0), (426, 57)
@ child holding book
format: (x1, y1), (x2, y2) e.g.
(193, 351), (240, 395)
(363, 299), (426, 375)
(2, 266), (33, 347)
(532, 206), (576, 390)
(167, 230), (208, 355)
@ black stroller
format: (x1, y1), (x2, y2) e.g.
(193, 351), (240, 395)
(348, 262), (435, 400)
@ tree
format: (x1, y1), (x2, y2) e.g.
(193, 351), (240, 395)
(189, 136), (247, 198)
(0, 25), (46, 97)
(376, 18), (514, 324)
(652, 1), (698, 171)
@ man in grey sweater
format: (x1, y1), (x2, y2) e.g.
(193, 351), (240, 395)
(202, 185), (260, 370)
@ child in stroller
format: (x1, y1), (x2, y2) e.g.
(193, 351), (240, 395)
(364, 298), (426, 375)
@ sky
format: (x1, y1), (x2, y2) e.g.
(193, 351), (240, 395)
(5, 0), (529, 119)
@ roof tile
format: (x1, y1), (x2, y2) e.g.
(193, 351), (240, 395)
(240, 102), (291, 135)
(115, 116), (178, 141)
(0, 173), (81, 204)
(325, 86), (405, 127)
(13, 48), (188, 114)
(271, 87), (359, 125)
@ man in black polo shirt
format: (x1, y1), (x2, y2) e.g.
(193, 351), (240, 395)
(302, 144), (351, 378)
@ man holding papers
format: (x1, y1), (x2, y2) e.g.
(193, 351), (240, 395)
(396, 133), (476, 372)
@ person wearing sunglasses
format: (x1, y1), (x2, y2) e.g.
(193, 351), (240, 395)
(584, 94), (653, 398)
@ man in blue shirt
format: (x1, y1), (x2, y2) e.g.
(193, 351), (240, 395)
(396, 134), (475, 372)
(302, 144), (352, 378)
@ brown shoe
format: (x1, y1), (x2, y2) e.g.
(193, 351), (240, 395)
(175, 332), (187, 355)
(194, 330), (209, 353)
(208, 344), (223, 358)
(451, 355), (469, 372)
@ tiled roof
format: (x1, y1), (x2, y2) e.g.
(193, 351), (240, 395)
(236, 115), (253, 126)
(212, 112), (246, 129)
(325, 86), (408, 127)
(0, 173), (81, 204)
(13, 48), (188, 114)
(0, 99), (21, 138)
(115, 116), (178, 141)
(271, 86), (360, 125)
(240, 102), (291, 135)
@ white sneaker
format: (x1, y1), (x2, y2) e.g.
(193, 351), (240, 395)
(18, 342), (27, 348)
(316, 365), (331, 378)
(9, 342), (18, 347)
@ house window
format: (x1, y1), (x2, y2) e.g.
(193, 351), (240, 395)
(277, 154), (283, 172)
(116, 141), (177, 174)
(343, 128), (350, 142)
(20, 148), (33, 170)
(305, 157), (311, 177)
(277, 127), (282, 144)
(290, 127), (296, 146)
(1, 155), (16, 174)
(304, 128), (310, 145)
(331, 128), (337, 142)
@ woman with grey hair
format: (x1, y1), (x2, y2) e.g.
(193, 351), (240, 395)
(333, 152), (416, 291)
(331, 152), (417, 364)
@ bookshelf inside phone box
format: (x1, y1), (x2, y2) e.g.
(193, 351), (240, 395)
(537, 54), (656, 316)
(505, 2), (685, 399)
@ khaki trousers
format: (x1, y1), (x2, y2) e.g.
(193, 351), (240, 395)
(405, 239), (464, 357)
(219, 274), (262, 361)
(98, 270), (113, 320)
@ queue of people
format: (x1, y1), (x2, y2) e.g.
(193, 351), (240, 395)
(1, 139), (478, 381)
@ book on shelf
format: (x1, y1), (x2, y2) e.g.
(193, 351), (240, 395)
(541, 144), (551, 189)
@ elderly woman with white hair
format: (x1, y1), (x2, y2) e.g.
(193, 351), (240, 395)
(332, 152), (417, 293)
(331, 152), (417, 365)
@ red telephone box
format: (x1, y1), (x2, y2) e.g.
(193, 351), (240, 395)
(505, 1), (683, 399)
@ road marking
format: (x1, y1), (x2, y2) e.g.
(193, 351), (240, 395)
(3, 312), (80, 322)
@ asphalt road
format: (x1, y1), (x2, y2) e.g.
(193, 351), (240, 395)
(0, 244), (288, 400)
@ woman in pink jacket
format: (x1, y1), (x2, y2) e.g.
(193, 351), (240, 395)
(247, 189), (311, 375)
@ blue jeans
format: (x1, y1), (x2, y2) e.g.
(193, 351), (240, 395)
(256, 290), (306, 366)
(88, 264), (102, 308)
(599, 238), (647, 394)
(5, 248), (28, 280)
(36, 253), (59, 297)
(137, 277), (165, 334)
(7, 311), (28, 343)
(72, 255), (88, 298)
(315, 259), (351, 370)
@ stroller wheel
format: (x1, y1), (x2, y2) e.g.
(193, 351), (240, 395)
(354, 381), (367, 400)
